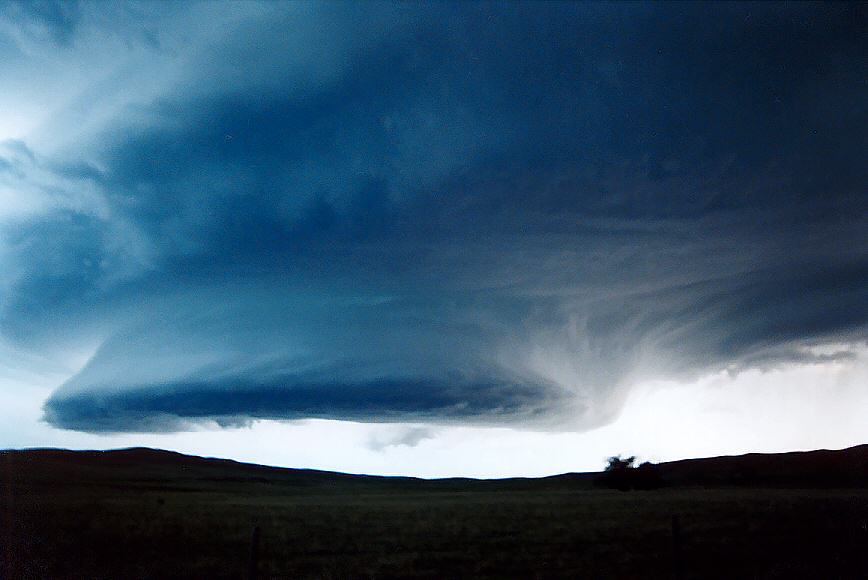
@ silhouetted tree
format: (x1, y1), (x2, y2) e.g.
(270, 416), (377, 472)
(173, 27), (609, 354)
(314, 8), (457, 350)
(595, 455), (664, 490)
(597, 455), (636, 491)
(605, 455), (636, 471)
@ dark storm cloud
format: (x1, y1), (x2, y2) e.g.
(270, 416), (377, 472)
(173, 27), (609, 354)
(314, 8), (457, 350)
(1, 2), (865, 432)
(44, 376), (560, 433)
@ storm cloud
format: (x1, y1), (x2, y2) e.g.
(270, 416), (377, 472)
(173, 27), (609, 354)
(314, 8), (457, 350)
(0, 2), (865, 432)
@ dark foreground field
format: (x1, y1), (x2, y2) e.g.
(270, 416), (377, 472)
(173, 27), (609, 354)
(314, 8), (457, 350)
(3, 446), (868, 579)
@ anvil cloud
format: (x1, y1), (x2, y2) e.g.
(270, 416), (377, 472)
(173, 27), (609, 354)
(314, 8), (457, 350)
(0, 2), (865, 433)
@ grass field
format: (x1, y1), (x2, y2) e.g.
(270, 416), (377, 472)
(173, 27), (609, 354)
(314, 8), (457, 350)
(3, 448), (868, 579)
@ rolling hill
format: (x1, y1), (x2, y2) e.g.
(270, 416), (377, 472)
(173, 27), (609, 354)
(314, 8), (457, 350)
(5, 443), (868, 490)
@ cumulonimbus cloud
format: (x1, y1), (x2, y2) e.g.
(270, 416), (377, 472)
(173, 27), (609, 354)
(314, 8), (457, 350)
(0, 2), (865, 433)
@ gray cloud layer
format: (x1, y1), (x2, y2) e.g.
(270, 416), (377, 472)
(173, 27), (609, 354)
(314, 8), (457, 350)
(0, 2), (865, 432)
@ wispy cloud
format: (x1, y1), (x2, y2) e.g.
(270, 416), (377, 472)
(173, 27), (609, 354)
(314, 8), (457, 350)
(367, 426), (437, 452)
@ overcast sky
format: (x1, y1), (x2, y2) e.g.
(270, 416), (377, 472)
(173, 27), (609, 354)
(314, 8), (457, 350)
(1, 1), (866, 477)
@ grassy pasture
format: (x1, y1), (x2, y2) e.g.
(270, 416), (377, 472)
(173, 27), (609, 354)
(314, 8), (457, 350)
(3, 449), (868, 579)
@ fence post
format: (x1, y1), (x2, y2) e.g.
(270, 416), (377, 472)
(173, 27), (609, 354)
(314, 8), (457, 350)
(248, 525), (261, 580)
(671, 514), (683, 580)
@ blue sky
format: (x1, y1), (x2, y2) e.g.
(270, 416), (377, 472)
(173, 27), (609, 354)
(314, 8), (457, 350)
(0, 1), (867, 476)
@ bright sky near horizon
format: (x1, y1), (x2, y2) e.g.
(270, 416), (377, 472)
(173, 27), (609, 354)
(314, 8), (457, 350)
(0, 1), (866, 477)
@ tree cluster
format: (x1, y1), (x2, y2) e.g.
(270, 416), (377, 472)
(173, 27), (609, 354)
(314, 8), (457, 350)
(594, 455), (664, 491)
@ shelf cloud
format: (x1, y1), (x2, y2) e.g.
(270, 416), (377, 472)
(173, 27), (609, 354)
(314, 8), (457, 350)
(0, 2), (865, 433)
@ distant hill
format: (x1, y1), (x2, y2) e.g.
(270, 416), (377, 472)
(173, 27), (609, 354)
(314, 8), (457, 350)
(0, 447), (414, 493)
(3, 444), (868, 490)
(651, 444), (868, 488)
(0, 447), (571, 494)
